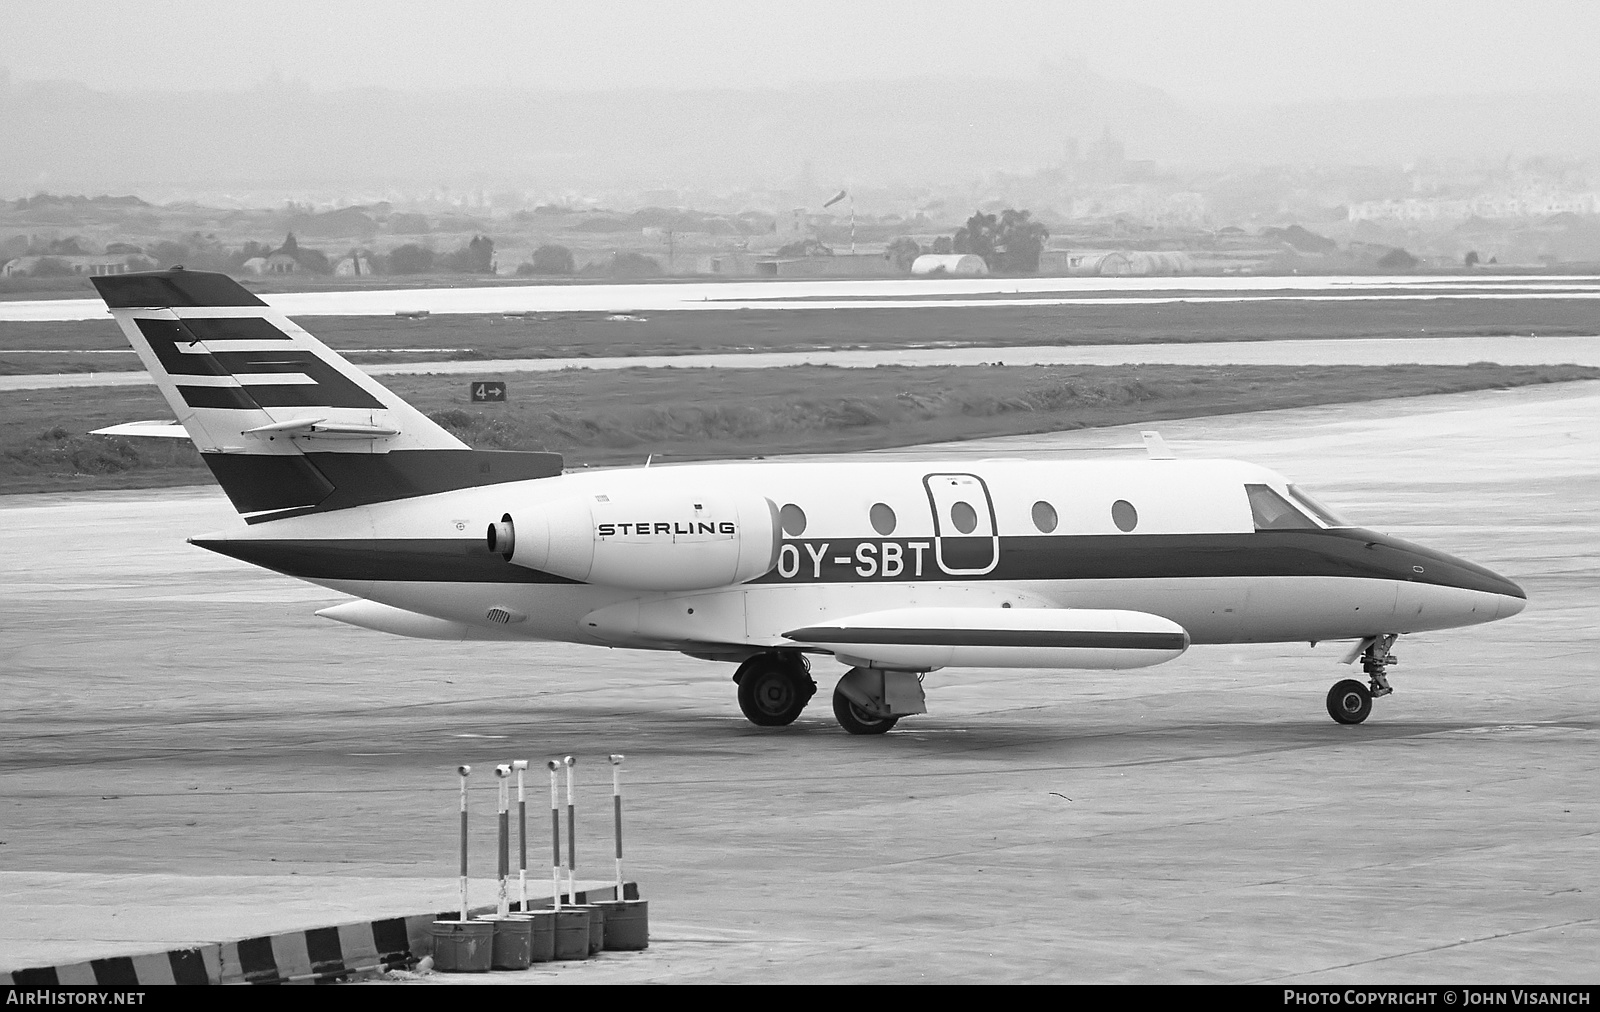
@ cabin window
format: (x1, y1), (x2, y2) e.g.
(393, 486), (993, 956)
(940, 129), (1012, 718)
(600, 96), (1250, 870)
(780, 503), (807, 537)
(1032, 500), (1058, 533)
(1245, 484), (1317, 530)
(870, 503), (897, 536)
(950, 501), (978, 534)
(1112, 499), (1138, 532)
(1288, 485), (1352, 527)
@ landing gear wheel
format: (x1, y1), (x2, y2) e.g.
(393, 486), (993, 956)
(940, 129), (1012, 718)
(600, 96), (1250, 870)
(1327, 678), (1373, 725)
(832, 684), (899, 736)
(735, 654), (814, 727)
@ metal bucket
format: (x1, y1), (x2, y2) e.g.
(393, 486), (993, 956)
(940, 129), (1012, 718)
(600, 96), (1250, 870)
(598, 899), (649, 951)
(488, 915), (533, 970)
(551, 908), (592, 961)
(429, 919), (494, 973)
(522, 909), (557, 963)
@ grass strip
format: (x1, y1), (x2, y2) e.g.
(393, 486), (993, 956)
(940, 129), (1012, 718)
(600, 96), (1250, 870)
(2, 362), (1594, 497)
(3, 298), (1598, 375)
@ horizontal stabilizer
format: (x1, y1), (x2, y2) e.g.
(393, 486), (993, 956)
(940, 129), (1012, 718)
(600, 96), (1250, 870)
(91, 419), (191, 439)
(784, 606), (1189, 670)
(240, 417), (401, 439)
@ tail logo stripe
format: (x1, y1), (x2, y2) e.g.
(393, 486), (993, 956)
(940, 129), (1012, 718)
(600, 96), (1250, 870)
(180, 385), (259, 410)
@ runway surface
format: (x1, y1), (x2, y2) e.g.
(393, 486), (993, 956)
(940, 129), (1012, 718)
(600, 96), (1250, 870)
(4, 273), (1598, 322)
(1, 334), (1596, 392)
(1, 381), (1595, 982)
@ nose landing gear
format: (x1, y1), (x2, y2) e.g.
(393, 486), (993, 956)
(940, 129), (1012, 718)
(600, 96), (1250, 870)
(1327, 634), (1398, 725)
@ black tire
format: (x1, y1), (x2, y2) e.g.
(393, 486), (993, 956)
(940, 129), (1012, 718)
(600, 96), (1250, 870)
(736, 656), (811, 727)
(1327, 678), (1373, 725)
(832, 683), (899, 736)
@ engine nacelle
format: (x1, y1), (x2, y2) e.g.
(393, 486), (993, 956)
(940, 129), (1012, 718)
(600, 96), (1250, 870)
(489, 489), (780, 592)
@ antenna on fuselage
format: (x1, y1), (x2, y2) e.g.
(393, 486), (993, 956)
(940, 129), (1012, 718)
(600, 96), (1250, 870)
(1141, 431), (1176, 460)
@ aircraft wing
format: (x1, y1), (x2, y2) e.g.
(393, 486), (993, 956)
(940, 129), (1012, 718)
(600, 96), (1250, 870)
(783, 607), (1189, 670)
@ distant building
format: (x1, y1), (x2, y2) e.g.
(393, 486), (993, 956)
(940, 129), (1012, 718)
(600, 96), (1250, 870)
(756, 253), (887, 278)
(1349, 192), (1600, 222)
(1051, 250), (1194, 277)
(334, 252), (375, 276)
(263, 251), (301, 274)
(0, 253), (155, 278)
(910, 254), (989, 277)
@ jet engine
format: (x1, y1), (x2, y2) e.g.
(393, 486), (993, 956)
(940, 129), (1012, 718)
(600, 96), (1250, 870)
(488, 489), (780, 592)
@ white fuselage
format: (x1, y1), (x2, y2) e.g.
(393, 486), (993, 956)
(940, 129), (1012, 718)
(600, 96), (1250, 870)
(198, 456), (1525, 667)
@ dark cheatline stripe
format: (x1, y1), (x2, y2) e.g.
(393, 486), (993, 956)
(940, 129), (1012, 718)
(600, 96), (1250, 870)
(190, 527), (1526, 595)
(783, 626), (1188, 650)
(92, 269), (269, 309)
(189, 537), (579, 584)
(753, 529), (1523, 598)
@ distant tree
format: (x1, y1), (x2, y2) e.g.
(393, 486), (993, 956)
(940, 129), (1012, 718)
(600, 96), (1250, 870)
(776, 238), (830, 258)
(386, 212), (431, 234)
(104, 242), (144, 255)
(150, 241), (191, 267)
(30, 257), (75, 277)
(46, 236), (88, 255)
(885, 236), (922, 272)
(952, 211), (999, 267)
(930, 236), (954, 255)
(530, 244), (575, 274)
(1377, 247), (1418, 272)
(386, 244), (435, 274)
(279, 232), (299, 254)
(294, 246), (331, 274)
(610, 251), (661, 277)
(513, 262), (538, 276)
(1464, 250), (1480, 267)
(441, 235), (496, 273)
(229, 240), (273, 269)
(995, 209), (1049, 273)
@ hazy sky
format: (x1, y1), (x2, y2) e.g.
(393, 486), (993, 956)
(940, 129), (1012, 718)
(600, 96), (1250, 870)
(4, 0), (1599, 104)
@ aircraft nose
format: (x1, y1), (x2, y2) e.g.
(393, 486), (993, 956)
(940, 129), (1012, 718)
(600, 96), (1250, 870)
(1497, 590), (1527, 620)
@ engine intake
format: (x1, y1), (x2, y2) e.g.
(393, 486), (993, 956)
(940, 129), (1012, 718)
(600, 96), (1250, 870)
(489, 490), (780, 592)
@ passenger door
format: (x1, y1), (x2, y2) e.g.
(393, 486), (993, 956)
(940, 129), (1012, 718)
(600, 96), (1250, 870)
(922, 473), (999, 576)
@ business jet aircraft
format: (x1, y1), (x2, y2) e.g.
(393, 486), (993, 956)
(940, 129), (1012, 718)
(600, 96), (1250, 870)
(90, 269), (1527, 735)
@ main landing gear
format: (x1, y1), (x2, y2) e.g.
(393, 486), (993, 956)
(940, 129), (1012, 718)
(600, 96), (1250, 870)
(733, 652), (816, 727)
(1327, 634), (1398, 725)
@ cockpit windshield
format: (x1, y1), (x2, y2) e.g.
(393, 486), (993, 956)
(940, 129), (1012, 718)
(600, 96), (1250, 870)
(1245, 484), (1318, 530)
(1287, 485), (1353, 527)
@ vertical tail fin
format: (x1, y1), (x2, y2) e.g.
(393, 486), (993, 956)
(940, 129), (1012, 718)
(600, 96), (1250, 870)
(91, 269), (561, 521)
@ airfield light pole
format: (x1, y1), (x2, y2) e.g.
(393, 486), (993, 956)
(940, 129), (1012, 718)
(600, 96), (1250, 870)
(546, 760), (563, 911)
(563, 755), (577, 904)
(456, 765), (472, 921)
(495, 764), (511, 917)
(513, 760), (529, 911)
